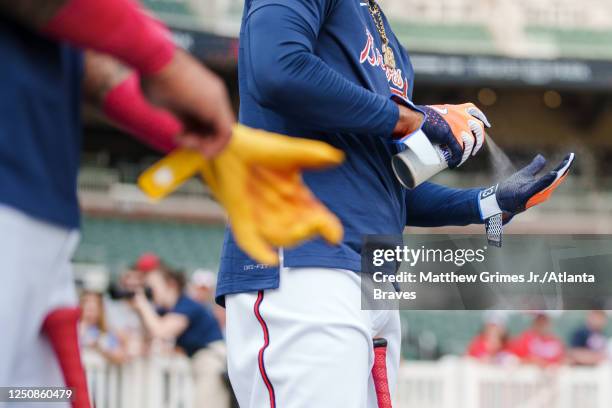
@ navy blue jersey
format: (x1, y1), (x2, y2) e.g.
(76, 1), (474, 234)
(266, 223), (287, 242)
(216, 0), (482, 304)
(167, 295), (224, 357)
(0, 17), (83, 228)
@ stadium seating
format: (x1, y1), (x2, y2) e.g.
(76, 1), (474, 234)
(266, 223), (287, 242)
(389, 22), (496, 55)
(74, 217), (226, 272)
(400, 310), (602, 360)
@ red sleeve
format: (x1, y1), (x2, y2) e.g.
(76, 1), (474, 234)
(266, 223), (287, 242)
(42, 0), (175, 75)
(508, 332), (530, 359)
(467, 336), (488, 358)
(103, 73), (181, 152)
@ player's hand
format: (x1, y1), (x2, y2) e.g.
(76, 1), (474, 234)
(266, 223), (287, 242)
(477, 153), (574, 247)
(142, 49), (234, 158)
(493, 153), (575, 216)
(138, 125), (345, 265)
(418, 103), (491, 168)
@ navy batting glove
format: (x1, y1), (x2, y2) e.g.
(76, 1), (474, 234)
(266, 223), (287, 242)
(417, 103), (491, 169)
(478, 153), (575, 246)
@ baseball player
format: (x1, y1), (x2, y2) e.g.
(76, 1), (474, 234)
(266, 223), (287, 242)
(218, 0), (574, 407)
(0, 1), (343, 407)
(0, 2), (231, 406)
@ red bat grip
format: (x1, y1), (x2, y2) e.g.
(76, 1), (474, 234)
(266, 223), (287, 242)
(372, 338), (393, 408)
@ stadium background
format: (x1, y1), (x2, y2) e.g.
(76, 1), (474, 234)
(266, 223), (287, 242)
(75, 1), (612, 406)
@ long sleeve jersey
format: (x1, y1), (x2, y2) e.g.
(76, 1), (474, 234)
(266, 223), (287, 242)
(216, 0), (482, 303)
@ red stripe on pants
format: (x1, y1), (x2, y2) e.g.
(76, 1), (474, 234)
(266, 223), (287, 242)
(254, 291), (276, 408)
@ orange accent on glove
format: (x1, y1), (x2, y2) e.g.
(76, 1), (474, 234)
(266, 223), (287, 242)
(526, 172), (569, 209)
(429, 103), (490, 166)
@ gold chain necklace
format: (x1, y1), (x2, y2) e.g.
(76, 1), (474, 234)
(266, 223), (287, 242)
(367, 0), (396, 69)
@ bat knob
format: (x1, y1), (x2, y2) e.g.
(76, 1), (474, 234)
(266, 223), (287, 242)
(373, 338), (388, 348)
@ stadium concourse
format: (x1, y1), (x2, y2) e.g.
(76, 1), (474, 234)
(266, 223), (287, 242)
(67, 0), (612, 407)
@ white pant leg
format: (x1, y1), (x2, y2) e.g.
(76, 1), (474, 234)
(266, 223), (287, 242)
(0, 205), (79, 406)
(226, 267), (400, 408)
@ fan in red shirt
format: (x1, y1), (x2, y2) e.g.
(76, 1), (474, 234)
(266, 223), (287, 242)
(509, 313), (565, 367)
(467, 313), (511, 363)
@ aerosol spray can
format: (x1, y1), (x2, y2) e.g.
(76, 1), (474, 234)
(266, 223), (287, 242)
(392, 129), (450, 189)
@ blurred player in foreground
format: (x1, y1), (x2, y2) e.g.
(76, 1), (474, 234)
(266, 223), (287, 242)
(218, 0), (574, 406)
(0, 1), (344, 407)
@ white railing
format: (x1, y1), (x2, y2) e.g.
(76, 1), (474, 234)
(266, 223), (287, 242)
(84, 352), (612, 408)
(83, 351), (193, 408)
(397, 358), (612, 408)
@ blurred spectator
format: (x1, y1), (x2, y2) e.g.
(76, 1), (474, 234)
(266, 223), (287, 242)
(467, 317), (511, 363)
(188, 269), (226, 330)
(132, 267), (230, 408)
(104, 252), (163, 358)
(79, 291), (127, 364)
(104, 267), (148, 358)
(188, 269), (217, 303)
(508, 313), (564, 367)
(568, 310), (608, 366)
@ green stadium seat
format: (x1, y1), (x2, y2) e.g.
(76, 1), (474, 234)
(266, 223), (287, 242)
(75, 217), (226, 274)
(389, 21), (496, 55)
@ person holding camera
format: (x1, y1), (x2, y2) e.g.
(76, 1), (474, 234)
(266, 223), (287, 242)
(105, 262), (153, 358)
(131, 267), (229, 408)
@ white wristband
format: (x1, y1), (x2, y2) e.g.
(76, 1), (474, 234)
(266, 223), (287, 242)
(478, 185), (504, 247)
(478, 184), (502, 220)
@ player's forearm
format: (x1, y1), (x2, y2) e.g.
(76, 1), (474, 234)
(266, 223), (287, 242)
(405, 182), (483, 227)
(1, 0), (175, 75)
(394, 105), (425, 138)
(83, 51), (132, 105)
(84, 51), (180, 152)
(246, 5), (420, 138)
(256, 52), (399, 136)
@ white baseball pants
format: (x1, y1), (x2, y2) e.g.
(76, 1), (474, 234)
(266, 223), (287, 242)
(225, 267), (400, 408)
(0, 204), (79, 407)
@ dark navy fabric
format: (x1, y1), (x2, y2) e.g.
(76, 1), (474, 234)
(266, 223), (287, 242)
(570, 326), (607, 352)
(404, 183), (481, 227)
(216, 0), (482, 305)
(168, 295), (224, 357)
(0, 17), (83, 228)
